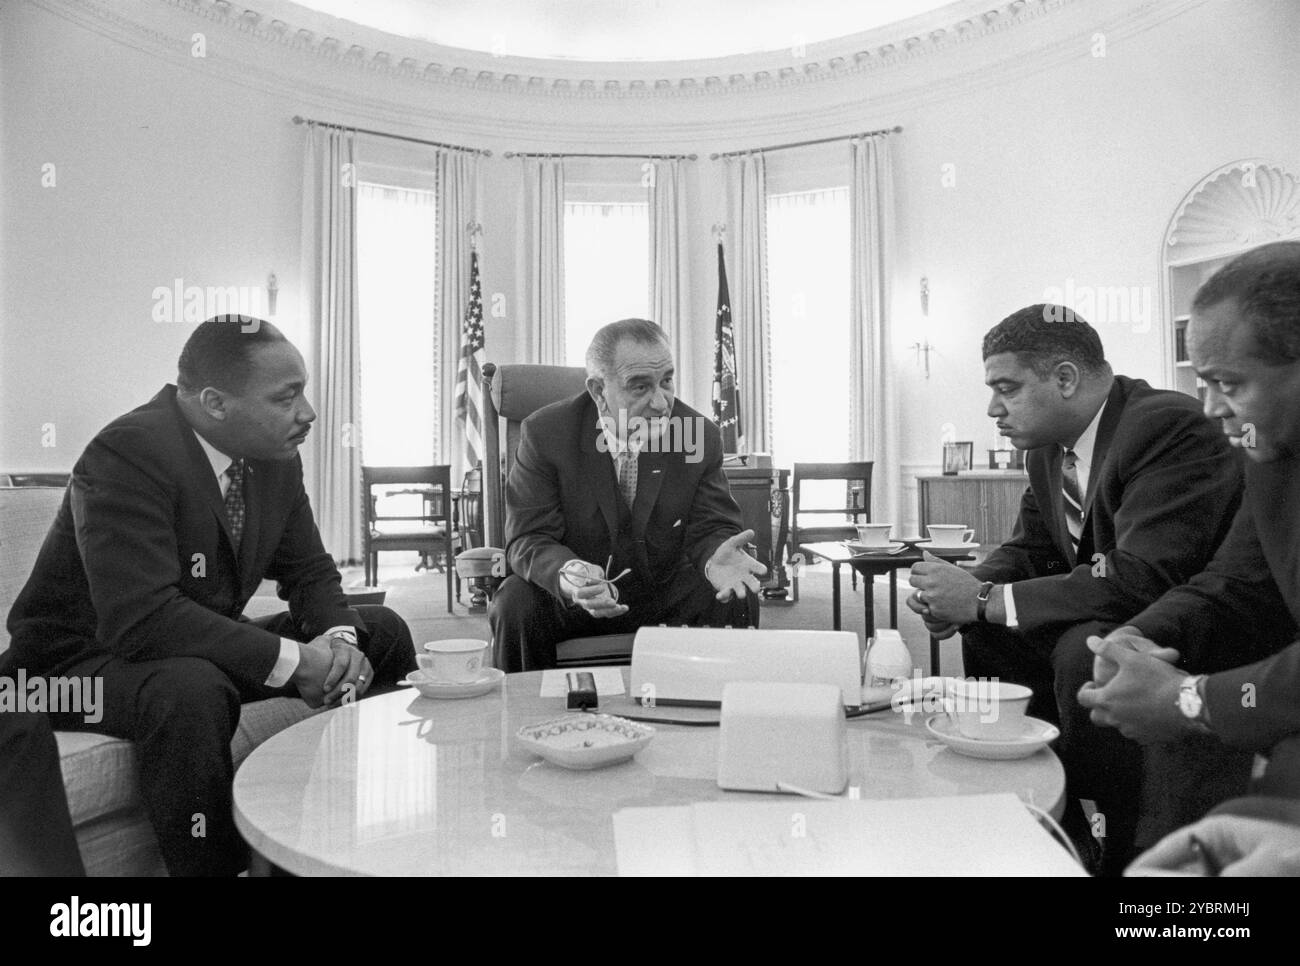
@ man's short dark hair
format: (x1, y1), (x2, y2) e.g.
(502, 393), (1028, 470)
(585, 318), (671, 381)
(1193, 241), (1300, 365)
(177, 315), (286, 394)
(982, 304), (1108, 379)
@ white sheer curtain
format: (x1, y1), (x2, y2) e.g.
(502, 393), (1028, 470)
(356, 183), (437, 467)
(520, 158), (566, 364)
(767, 187), (851, 476)
(563, 201), (650, 365)
(725, 153), (771, 454)
(850, 134), (900, 527)
(436, 149), (479, 480)
(300, 124), (361, 564)
(650, 158), (692, 379)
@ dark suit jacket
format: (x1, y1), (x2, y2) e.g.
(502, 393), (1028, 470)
(3, 385), (362, 690)
(973, 375), (1243, 630)
(1131, 454), (1300, 766)
(504, 393), (743, 605)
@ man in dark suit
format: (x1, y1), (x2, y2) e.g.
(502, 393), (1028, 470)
(907, 305), (1244, 873)
(1078, 242), (1300, 874)
(490, 318), (765, 672)
(2, 315), (417, 876)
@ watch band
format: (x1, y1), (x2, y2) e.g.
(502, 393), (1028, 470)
(976, 581), (995, 622)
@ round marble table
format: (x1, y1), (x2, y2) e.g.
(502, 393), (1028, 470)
(233, 669), (1065, 875)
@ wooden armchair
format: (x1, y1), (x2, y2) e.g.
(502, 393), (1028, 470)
(360, 464), (455, 612)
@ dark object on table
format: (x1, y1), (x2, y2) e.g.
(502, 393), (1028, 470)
(566, 671), (599, 710)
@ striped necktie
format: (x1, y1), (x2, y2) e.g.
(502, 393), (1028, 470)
(224, 460), (245, 550)
(1061, 449), (1083, 552)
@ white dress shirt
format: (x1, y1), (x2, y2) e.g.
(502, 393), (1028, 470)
(560, 417), (645, 589)
(192, 431), (354, 686)
(1002, 399), (1107, 628)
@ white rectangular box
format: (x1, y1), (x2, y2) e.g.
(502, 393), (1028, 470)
(717, 681), (848, 794)
(629, 626), (862, 707)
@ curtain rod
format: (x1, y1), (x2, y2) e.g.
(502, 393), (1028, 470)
(292, 115), (493, 157)
(504, 150), (697, 160)
(709, 125), (901, 160)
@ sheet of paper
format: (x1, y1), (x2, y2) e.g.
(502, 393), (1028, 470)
(614, 793), (1085, 877)
(539, 667), (627, 697)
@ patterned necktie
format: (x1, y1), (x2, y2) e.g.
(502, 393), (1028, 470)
(617, 451), (638, 509)
(224, 460), (245, 550)
(1061, 449), (1083, 551)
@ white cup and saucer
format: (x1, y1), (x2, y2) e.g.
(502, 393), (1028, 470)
(925, 679), (1058, 759)
(403, 639), (504, 699)
(850, 523), (904, 554)
(915, 524), (981, 554)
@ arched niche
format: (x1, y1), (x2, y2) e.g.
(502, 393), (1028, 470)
(1160, 159), (1300, 394)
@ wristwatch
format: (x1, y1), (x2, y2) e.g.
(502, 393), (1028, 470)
(976, 581), (995, 622)
(1176, 675), (1213, 734)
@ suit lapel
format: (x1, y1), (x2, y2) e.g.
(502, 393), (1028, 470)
(179, 423), (239, 554)
(1082, 380), (1125, 514)
(579, 403), (619, 541)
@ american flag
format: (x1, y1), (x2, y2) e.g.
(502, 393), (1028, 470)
(454, 250), (485, 473)
(712, 242), (742, 452)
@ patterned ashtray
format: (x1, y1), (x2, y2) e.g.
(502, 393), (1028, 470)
(515, 714), (656, 770)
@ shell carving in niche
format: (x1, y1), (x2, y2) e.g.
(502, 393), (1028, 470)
(1168, 163), (1300, 257)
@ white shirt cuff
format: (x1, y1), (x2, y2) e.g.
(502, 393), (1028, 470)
(265, 638), (301, 688)
(263, 626), (357, 688)
(1002, 584), (1019, 629)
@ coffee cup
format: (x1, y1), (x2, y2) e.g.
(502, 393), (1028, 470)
(855, 523), (892, 547)
(927, 524), (976, 547)
(419, 639), (489, 683)
(943, 678), (1032, 740)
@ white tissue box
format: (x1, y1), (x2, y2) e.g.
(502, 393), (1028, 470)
(717, 682), (848, 794)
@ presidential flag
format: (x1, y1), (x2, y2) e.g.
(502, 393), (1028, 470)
(712, 242), (742, 452)
(454, 250), (485, 473)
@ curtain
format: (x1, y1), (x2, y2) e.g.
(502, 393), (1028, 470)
(650, 158), (692, 381)
(725, 153), (771, 454)
(437, 149), (479, 482)
(519, 158), (566, 364)
(300, 124), (361, 564)
(850, 134), (900, 527)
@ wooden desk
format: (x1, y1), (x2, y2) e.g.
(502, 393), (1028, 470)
(233, 669), (1064, 876)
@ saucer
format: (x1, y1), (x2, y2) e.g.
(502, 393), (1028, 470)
(515, 713), (655, 770)
(925, 714), (1059, 760)
(913, 540), (982, 554)
(845, 541), (907, 555)
(402, 667), (504, 699)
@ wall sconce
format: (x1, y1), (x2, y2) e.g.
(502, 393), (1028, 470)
(267, 273), (278, 315)
(910, 338), (933, 378)
(911, 275), (932, 378)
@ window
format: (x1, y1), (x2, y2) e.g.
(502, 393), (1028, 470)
(563, 201), (650, 366)
(767, 187), (852, 512)
(356, 182), (438, 466)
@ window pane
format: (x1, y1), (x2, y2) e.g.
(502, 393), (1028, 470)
(564, 201), (650, 366)
(767, 187), (852, 513)
(357, 182), (438, 466)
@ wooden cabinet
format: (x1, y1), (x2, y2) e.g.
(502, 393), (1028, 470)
(917, 472), (1028, 547)
(723, 464), (790, 598)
